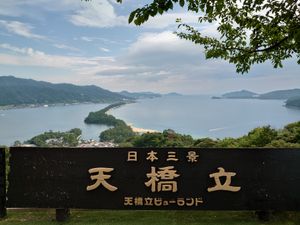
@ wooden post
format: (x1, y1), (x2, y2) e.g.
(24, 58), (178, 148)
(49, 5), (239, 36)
(0, 148), (6, 218)
(255, 210), (270, 221)
(55, 208), (70, 222)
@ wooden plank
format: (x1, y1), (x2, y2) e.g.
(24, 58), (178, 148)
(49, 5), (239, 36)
(55, 208), (70, 222)
(6, 147), (300, 210)
(0, 148), (6, 217)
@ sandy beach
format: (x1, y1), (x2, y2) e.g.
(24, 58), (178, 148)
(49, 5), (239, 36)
(129, 124), (159, 134)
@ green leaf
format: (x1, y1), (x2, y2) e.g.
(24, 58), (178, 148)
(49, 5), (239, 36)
(179, 0), (185, 7)
(158, 7), (164, 14)
(150, 8), (158, 17)
(166, 0), (173, 10)
(128, 11), (136, 24)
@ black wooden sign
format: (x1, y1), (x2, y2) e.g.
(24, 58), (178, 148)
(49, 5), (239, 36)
(6, 147), (300, 210)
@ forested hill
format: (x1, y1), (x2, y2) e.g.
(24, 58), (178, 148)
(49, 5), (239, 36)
(286, 97), (300, 108)
(219, 89), (300, 100)
(0, 76), (129, 106)
(259, 89), (300, 99)
(222, 90), (258, 99)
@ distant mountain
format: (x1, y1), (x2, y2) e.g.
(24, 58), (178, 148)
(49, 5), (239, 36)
(222, 90), (258, 99)
(219, 89), (300, 100)
(0, 76), (129, 106)
(259, 89), (300, 100)
(118, 91), (162, 99)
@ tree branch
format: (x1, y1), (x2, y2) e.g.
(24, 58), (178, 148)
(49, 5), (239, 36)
(220, 36), (290, 53)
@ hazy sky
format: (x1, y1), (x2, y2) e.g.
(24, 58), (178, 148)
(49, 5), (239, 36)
(0, 0), (299, 94)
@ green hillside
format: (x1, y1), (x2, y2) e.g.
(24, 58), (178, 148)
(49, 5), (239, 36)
(286, 97), (300, 108)
(259, 89), (300, 99)
(0, 76), (129, 106)
(220, 89), (300, 100)
(222, 90), (258, 98)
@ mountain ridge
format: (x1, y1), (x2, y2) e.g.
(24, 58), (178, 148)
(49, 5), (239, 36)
(118, 90), (162, 99)
(216, 89), (300, 100)
(222, 90), (258, 99)
(0, 76), (129, 106)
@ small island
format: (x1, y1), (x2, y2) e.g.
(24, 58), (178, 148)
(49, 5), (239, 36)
(211, 89), (300, 111)
(211, 96), (221, 99)
(222, 90), (258, 99)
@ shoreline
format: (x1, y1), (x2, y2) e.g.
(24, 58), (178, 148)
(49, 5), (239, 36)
(0, 101), (119, 111)
(103, 102), (158, 134)
(129, 124), (159, 134)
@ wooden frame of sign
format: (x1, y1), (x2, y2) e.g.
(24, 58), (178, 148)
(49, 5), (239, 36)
(1, 147), (300, 221)
(0, 148), (5, 218)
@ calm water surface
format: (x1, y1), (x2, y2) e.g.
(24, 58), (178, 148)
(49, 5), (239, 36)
(1, 96), (300, 146)
(0, 103), (109, 146)
(111, 95), (300, 139)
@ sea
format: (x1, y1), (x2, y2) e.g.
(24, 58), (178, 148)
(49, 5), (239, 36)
(1, 95), (300, 146)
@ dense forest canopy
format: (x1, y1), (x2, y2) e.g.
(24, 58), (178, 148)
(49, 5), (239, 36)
(121, 122), (300, 148)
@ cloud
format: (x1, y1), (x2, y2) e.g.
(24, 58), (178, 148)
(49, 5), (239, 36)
(78, 36), (120, 44)
(0, 0), (78, 17)
(99, 47), (110, 52)
(0, 35), (195, 92)
(0, 1), (199, 30)
(80, 36), (93, 42)
(69, 0), (127, 28)
(0, 1), (37, 16)
(126, 31), (202, 61)
(0, 20), (46, 40)
(94, 31), (213, 78)
(0, 0), (127, 28)
(142, 12), (199, 29)
(87, 31), (236, 93)
(53, 44), (80, 52)
(0, 43), (29, 54)
(87, 30), (299, 94)
(0, 1), (202, 30)
(0, 43), (113, 69)
(1, 29), (299, 94)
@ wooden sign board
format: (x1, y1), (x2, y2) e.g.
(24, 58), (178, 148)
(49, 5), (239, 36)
(6, 147), (300, 210)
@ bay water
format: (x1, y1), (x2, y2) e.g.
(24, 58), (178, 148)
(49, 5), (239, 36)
(1, 95), (300, 146)
(111, 95), (300, 139)
(0, 103), (109, 146)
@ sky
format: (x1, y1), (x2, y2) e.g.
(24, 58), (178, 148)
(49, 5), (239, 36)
(0, 0), (299, 95)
